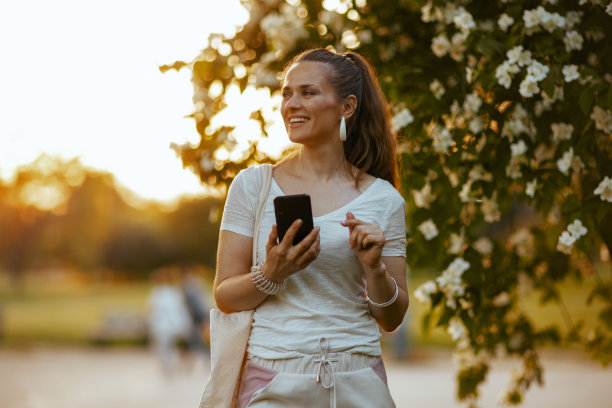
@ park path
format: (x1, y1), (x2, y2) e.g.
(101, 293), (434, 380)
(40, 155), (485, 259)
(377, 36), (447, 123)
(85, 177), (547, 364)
(1, 347), (611, 407)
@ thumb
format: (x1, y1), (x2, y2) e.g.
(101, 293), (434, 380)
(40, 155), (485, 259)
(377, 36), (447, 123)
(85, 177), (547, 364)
(346, 212), (355, 220)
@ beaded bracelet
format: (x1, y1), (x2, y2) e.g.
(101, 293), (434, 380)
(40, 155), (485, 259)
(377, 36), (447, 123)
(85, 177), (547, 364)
(365, 275), (399, 307)
(250, 265), (286, 295)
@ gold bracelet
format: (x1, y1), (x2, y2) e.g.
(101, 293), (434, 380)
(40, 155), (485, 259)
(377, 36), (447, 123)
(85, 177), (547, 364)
(250, 265), (286, 295)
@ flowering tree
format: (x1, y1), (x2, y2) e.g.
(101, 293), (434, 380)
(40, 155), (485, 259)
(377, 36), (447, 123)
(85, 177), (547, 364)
(163, 0), (612, 404)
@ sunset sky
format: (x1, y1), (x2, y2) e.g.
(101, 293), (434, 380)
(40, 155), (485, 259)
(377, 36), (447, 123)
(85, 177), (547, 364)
(0, 0), (257, 202)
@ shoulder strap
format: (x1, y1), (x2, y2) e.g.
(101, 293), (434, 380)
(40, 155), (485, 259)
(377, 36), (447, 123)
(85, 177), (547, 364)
(252, 164), (273, 266)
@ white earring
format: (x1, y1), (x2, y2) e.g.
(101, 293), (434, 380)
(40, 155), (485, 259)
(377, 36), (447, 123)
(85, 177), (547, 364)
(339, 117), (346, 141)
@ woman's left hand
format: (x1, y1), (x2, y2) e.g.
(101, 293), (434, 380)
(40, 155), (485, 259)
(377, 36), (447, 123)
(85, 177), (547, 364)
(341, 212), (385, 269)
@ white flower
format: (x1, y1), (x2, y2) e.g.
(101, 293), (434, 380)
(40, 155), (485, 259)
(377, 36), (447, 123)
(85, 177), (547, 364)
(436, 258), (470, 309)
(556, 147), (574, 175)
(568, 219), (588, 238)
(495, 61), (520, 89)
(449, 32), (467, 61)
(448, 229), (466, 254)
(391, 108), (414, 131)
(519, 76), (540, 98)
(420, 1), (435, 23)
(506, 46), (524, 64)
(413, 183), (436, 208)
(453, 10), (476, 30)
(459, 181), (474, 203)
(418, 219), (439, 240)
(463, 91), (482, 113)
(565, 11), (583, 29)
(414, 280), (437, 304)
(551, 123), (574, 143)
(594, 176), (612, 202)
(527, 61), (549, 82)
(430, 79), (445, 99)
(517, 50), (532, 67)
(448, 317), (467, 340)
(481, 194), (501, 223)
(523, 9), (540, 29)
(431, 34), (450, 57)
(562, 65), (580, 82)
(564, 31), (584, 52)
(591, 106), (612, 134)
(498, 13), (514, 31)
(557, 231), (575, 254)
(430, 125), (453, 154)
(492, 292), (510, 307)
(511, 140), (527, 156)
(526, 178), (537, 197)
(469, 117), (483, 134)
(473, 237), (493, 255)
(607, 4), (612, 17)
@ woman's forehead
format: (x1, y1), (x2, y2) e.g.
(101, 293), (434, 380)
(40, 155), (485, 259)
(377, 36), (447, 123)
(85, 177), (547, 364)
(283, 61), (332, 87)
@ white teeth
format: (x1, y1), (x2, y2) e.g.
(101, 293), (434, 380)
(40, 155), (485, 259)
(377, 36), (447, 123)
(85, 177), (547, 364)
(289, 117), (308, 123)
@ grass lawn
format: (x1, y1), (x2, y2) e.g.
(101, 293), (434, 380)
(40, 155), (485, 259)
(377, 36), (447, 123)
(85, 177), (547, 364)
(0, 272), (608, 349)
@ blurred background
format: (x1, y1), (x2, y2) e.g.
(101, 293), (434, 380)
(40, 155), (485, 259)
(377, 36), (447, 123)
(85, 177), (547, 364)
(1, 0), (611, 407)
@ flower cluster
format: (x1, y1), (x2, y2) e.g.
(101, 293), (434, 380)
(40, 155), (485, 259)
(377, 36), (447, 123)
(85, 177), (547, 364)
(556, 219), (588, 254)
(436, 257), (470, 309)
(523, 6), (566, 34)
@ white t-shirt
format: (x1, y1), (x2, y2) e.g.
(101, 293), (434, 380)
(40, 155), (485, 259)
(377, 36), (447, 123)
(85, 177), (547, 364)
(220, 165), (406, 358)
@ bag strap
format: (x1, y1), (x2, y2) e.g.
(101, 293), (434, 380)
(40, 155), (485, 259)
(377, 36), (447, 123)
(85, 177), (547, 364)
(252, 164), (273, 266)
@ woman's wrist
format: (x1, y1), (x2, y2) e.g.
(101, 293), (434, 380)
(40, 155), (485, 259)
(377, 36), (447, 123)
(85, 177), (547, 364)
(362, 261), (386, 277)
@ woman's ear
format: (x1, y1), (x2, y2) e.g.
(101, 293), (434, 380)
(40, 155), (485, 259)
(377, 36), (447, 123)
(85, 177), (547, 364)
(342, 95), (358, 119)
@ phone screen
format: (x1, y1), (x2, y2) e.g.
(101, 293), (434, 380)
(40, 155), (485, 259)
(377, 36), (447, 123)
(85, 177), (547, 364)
(273, 194), (314, 245)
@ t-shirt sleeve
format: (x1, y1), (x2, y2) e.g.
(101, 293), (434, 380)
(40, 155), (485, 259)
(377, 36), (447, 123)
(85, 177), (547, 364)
(219, 167), (260, 237)
(381, 190), (407, 258)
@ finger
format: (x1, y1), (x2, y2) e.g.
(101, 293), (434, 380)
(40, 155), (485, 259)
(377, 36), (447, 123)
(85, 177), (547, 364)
(362, 234), (385, 249)
(341, 211), (358, 227)
(266, 224), (279, 251)
(280, 219), (303, 247)
(294, 225), (320, 251)
(296, 236), (321, 266)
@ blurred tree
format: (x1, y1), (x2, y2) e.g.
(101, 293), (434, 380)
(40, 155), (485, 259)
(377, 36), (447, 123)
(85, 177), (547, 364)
(163, 0), (612, 404)
(0, 156), (221, 283)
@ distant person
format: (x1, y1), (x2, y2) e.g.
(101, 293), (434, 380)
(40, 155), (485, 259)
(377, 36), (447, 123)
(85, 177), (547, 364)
(180, 266), (210, 360)
(213, 48), (408, 407)
(148, 267), (191, 376)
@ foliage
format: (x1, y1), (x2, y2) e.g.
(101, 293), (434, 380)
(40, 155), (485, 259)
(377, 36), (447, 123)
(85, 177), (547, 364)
(165, 0), (612, 404)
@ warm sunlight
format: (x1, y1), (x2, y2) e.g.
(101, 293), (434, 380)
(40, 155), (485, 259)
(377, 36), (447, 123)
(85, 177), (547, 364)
(0, 0), (275, 203)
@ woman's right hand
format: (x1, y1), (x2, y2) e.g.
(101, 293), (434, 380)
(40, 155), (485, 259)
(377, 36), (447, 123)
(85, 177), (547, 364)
(262, 220), (320, 282)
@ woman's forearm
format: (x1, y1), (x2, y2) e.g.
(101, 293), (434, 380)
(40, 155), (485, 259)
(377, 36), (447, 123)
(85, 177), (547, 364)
(363, 261), (409, 332)
(214, 271), (269, 313)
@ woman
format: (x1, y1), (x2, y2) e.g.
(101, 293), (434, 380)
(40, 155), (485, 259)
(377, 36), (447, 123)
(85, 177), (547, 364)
(214, 48), (408, 407)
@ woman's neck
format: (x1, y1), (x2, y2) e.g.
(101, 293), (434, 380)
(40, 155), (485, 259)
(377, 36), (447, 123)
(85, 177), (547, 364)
(294, 143), (351, 183)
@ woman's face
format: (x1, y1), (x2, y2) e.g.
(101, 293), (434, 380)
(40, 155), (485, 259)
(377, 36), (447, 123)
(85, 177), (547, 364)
(280, 61), (343, 146)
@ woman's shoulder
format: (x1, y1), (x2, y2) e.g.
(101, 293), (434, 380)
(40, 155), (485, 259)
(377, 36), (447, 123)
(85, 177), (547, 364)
(371, 177), (404, 201)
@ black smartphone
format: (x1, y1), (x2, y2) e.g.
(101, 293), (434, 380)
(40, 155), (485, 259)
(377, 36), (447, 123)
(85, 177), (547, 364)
(273, 194), (314, 245)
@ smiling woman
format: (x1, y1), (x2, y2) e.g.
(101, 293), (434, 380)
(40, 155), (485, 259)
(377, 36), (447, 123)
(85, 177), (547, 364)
(0, 0), (249, 203)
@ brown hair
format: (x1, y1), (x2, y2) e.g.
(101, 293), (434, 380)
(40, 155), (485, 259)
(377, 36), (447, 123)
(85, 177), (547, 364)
(282, 48), (398, 189)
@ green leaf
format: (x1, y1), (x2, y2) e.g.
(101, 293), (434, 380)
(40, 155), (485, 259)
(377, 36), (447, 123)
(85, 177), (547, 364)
(579, 88), (594, 116)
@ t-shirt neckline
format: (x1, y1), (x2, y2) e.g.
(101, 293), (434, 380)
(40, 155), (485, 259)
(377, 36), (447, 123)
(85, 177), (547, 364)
(271, 177), (381, 220)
